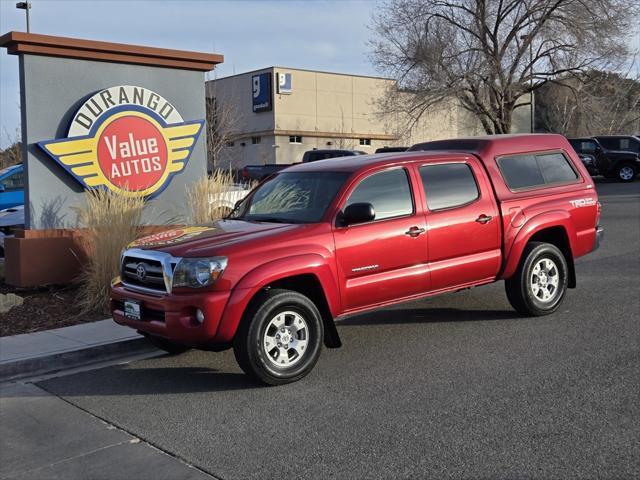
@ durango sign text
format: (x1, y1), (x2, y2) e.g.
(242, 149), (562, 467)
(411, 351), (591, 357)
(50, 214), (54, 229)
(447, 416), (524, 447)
(39, 86), (204, 198)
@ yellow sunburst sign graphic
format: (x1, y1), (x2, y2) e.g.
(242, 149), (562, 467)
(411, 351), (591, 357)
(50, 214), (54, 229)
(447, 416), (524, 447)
(38, 88), (203, 199)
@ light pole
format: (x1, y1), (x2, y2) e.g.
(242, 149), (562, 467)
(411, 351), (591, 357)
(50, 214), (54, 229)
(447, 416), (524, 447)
(520, 34), (535, 133)
(16, 2), (31, 33)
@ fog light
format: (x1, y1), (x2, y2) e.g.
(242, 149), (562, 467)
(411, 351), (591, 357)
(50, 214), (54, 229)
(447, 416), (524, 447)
(195, 309), (205, 324)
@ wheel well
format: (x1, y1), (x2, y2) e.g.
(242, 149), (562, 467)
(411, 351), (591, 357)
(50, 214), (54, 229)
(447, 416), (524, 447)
(251, 274), (341, 348)
(529, 227), (576, 288)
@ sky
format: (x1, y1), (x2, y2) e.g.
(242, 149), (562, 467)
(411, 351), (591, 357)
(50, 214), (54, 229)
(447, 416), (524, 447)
(0, 0), (378, 147)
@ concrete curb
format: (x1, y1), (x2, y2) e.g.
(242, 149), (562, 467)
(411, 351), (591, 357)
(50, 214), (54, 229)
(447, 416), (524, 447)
(0, 320), (160, 382)
(0, 336), (157, 382)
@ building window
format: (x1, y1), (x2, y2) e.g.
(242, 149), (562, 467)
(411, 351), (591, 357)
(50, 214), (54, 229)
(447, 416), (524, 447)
(359, 138), (372, 146)
(226, 141), (235, 147)
(289, 136), (303, 144)
(251, 136), (261, 145)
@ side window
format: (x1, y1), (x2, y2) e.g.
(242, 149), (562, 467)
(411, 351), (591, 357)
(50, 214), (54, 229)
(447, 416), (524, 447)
(581, 141), (596, 153)
(346, 168), (413, 221)
(498, 152), (577, 190)
(537, 153), (578, 184)
(2, 170), (24, 190)
(420, 163), (479, 211)
(597, 138), (616, 150)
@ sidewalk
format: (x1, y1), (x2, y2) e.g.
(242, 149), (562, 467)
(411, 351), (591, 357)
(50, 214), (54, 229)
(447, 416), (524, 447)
(0, 382), (213, 480)
(0, 320), (155, 381)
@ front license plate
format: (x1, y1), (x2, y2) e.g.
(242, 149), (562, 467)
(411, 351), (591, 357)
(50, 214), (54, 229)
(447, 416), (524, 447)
(124, 299), (141, 321)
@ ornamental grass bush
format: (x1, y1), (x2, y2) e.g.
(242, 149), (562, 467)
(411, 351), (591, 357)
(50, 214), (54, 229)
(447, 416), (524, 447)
(74, 189), (145, 314)
(186, 170), (239, 224)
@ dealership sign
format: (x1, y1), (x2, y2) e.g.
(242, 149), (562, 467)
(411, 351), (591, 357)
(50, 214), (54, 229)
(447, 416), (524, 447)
(39, 86), (204, 198)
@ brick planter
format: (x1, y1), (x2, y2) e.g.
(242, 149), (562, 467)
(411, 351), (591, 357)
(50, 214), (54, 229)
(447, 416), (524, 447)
(4, 226), (179, 288)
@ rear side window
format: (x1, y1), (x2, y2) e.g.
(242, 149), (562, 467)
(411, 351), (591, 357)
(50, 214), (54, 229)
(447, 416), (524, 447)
(597, 138), (619, 150)
(498, 152), (578, 190)
(420, 163), (479, 210)
(346, 168), (413, 220)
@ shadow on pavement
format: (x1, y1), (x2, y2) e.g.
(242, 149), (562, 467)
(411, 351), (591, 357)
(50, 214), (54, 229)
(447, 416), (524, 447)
(32, 366), (261, 398)
(338, 307), (518, 326)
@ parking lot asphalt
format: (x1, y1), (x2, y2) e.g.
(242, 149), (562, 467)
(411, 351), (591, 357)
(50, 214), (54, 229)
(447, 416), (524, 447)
(37, 179), (639, 480)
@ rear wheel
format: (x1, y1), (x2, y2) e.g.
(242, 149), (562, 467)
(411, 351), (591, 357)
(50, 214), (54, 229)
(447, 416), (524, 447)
(505, 242), (568, 316)
(233, 289), (323, 385)
(615, 163), (637, 182)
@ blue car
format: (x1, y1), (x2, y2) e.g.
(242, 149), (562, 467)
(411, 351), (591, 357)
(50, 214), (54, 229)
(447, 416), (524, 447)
(0, 164), (24, 210)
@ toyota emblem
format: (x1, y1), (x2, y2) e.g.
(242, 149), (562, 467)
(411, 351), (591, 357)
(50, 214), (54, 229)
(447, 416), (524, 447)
(135, 263), (147, 281)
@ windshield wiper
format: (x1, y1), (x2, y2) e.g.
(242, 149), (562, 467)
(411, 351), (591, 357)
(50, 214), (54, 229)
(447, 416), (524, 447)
(247, 216), (290, 223)
(245, 216), (307, 224)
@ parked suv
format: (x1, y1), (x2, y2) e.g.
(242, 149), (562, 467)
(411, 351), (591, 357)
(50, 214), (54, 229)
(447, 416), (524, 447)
(594, 135), (640, 155)
(568, 137), (639, 182)
(112, 134), (602, 385)
(0, 164), (24, 210)
(301, 149), (365, 163)
(242, 150), (366, 181)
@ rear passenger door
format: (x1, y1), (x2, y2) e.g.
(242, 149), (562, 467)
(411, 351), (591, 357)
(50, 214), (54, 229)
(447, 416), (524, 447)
(419, 158), (501, 292)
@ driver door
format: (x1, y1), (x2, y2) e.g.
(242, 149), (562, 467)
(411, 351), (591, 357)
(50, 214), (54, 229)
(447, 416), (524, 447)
(333, 167), (429, 311)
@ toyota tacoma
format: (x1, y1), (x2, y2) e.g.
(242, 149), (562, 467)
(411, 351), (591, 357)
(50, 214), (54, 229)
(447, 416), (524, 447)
(111, 134), (603, 385)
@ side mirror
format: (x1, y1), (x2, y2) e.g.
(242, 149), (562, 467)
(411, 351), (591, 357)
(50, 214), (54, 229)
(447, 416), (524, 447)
(342, 202), (375, 226)
(0, 184), (5, 193)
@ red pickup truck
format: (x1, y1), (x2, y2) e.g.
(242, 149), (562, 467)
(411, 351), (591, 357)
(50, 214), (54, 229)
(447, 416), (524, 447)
(111, 134), (603, 385)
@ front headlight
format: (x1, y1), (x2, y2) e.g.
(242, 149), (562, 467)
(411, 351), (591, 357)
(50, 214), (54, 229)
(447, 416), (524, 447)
(171, 256), (228, 289)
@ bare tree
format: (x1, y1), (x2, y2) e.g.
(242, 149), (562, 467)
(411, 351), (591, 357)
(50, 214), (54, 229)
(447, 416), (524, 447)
(334, 107), (357, 149)
(536, 69), (640, 135)
(0, 128), (22, 170)
(371, 0), (638, 135)
(205, 89), (241, 171)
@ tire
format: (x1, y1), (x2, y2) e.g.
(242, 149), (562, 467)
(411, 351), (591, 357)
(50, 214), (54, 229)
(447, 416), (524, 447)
(145, 335), (190, 355)
(505, 242), (568, 316)
(233, 289), (324, 385)
(615, 163), (637, 182)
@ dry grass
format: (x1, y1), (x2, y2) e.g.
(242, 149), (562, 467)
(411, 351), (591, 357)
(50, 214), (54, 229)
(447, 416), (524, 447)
(186, 170), (239, 224)
(251, 183), (309, 214)
(73, 189), (144, 315)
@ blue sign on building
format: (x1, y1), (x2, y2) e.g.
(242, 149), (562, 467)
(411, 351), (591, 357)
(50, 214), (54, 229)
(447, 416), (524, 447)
(252, 73), (272, 113)
(277, 72), (292, 94)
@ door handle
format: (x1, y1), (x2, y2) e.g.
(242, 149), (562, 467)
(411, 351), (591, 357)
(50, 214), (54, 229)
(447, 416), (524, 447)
(475, 214), (493, 224)
(405, 226), (426, 237)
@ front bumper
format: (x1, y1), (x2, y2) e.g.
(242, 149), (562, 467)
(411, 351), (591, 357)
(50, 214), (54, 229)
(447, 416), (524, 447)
(594, 226), (604, 251)
(110, 282), (230, 345)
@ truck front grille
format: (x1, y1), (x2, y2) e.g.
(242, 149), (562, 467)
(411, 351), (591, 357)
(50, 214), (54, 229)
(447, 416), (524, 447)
(119, 248), (180, 295)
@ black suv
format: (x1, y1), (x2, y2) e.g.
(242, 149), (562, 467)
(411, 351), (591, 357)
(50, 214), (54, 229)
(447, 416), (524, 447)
(595, 135), (640, 155)
(301, 149), (366, 163)
(568, 137), (639, 182)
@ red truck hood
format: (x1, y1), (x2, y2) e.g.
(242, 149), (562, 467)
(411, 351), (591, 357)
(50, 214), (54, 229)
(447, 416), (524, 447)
(128, 220), (299, 257)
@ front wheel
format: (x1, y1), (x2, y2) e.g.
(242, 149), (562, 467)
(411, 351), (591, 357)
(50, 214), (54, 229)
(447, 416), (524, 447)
(233, 289), (324, 385)
(505, 242), (568, 316)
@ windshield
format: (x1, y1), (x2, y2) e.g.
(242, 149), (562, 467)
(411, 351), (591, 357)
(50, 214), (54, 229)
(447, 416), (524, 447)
(231, 171), (350, 223)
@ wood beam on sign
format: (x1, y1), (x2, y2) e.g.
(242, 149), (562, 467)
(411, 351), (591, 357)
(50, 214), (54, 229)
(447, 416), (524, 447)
(0, 31), (224, 71)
